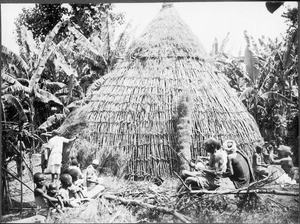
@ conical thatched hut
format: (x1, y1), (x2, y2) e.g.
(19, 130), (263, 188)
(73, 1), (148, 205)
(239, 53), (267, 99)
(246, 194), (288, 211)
(59, 4), (263, 179)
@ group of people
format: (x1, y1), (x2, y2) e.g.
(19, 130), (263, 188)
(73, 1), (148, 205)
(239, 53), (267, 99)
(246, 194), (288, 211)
(35, 130), (104, 217)
(180, 137), (297, 191)
(34, 158), (103, 217)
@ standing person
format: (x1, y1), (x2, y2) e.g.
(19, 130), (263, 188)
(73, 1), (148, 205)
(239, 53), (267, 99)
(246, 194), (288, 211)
(223, 140), (255, 189)
(181, 137), (228, 190)
(84, 159), (101, 191)
(253, 144), (269, 179)
(45, 130), (77, 181)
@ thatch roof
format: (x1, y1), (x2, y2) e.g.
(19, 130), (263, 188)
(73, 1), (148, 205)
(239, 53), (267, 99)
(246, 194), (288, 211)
(59, 3), (263, 179)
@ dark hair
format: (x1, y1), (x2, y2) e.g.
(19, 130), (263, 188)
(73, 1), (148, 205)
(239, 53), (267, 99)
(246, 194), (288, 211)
(33, 172), (45, 184)
(60, 174), (72, 187)
(48, 182), (58, 190)
(68, 168), (79, 182)
(70, 159), (78, 166)
(204, 137), (221, 153)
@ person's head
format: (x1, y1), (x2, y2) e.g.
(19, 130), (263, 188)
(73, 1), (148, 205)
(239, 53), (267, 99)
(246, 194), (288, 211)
(68, 168), (80, 183)
(70, 158), (79, 167)
(277, 145), (292, 158)
(255, 144), (263, 154)
(204, 137), (221, 153)
(92, 159), (99, 169)
(33, 172), (46, 186)
(223, 140), (237, 154)
(47, 182), (58, 195)
(60, 173), (72, 188)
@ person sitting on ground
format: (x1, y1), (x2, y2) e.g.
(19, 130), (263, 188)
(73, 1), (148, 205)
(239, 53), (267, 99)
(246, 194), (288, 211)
(46, 182), (64, 213)
(84, 159), (102, 191)
(45, 130), (77, 182)
(68, 158), (83, 176)
(222, 140), (255, 189)
(33, 172), (59, 218)
(269, 144), (294, 179)
(68, 168), (88, 199)
(59, 173), (82, 208)
(181, 137), (228, 190)
(253, 144), (269, 179)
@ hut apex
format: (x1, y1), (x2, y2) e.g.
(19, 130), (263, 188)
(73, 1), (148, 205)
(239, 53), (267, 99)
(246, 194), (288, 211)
(59, 3), (263, 180)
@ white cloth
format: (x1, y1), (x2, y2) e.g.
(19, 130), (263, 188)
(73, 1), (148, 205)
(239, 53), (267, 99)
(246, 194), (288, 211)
(47, 136), (70, 166)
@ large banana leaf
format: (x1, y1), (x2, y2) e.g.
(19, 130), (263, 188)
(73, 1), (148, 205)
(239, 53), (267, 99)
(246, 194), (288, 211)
(2, 72), (31, 94)
(37, 113), (66, 131)
(54, 46), (78, 77)
(220, 32), (230, 54)
(1, 45), (30, 75)
(2, 94), (28, 123)
(19, 26), (39, 61)
(35, 89), (63, 106)
(68, 24), (107, 61)
(28, 20), (69, 95)
(244, 45), (260, 85)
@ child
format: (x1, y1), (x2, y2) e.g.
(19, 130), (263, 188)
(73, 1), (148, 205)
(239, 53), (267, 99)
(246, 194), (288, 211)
(33, 172), (59, 218)
(253, 144), (269, 179)
(59, 173), (82, 207)
(46, 182), (64, 212)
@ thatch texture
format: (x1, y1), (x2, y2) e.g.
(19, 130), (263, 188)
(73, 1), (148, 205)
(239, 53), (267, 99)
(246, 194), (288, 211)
(59, 4), (263, 179)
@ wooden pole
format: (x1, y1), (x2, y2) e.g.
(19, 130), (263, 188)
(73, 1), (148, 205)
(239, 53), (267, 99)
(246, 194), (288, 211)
(20, 142), (23, 218)
(2, 167), (34, 193)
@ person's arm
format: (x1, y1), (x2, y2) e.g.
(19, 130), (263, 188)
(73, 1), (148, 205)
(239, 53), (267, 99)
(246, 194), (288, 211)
(37, 189), (59, 203)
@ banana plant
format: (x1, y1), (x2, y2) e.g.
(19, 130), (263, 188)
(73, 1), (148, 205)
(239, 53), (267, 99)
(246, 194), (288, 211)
(239, 30), (297, 140)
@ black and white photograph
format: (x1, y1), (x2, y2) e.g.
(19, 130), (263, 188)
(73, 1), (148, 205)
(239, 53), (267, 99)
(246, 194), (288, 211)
(0, 1), (299, 223)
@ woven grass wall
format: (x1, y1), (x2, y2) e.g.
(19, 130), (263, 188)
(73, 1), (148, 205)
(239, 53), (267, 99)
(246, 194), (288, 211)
(58, 4), (263, 179)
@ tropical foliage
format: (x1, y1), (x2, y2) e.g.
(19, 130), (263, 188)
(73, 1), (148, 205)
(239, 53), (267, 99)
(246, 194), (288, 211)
(1, 3), (135, 187)
(212, 6), (298, 159)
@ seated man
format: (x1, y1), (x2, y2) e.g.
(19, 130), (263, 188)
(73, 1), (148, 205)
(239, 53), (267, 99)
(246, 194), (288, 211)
(84, 159), (102, 191)
(181, 137), (227, 190)
(269, 144), (294, 179)
(223, 140), (255, 189)
(253, 144), (269, 179)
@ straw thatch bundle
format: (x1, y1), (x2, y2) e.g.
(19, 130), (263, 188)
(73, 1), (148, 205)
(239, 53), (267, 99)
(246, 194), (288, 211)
(59, 3), (263, 179)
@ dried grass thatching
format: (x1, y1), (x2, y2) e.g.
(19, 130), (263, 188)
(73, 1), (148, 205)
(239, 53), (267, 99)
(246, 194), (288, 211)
(59, 3), (263, 179)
